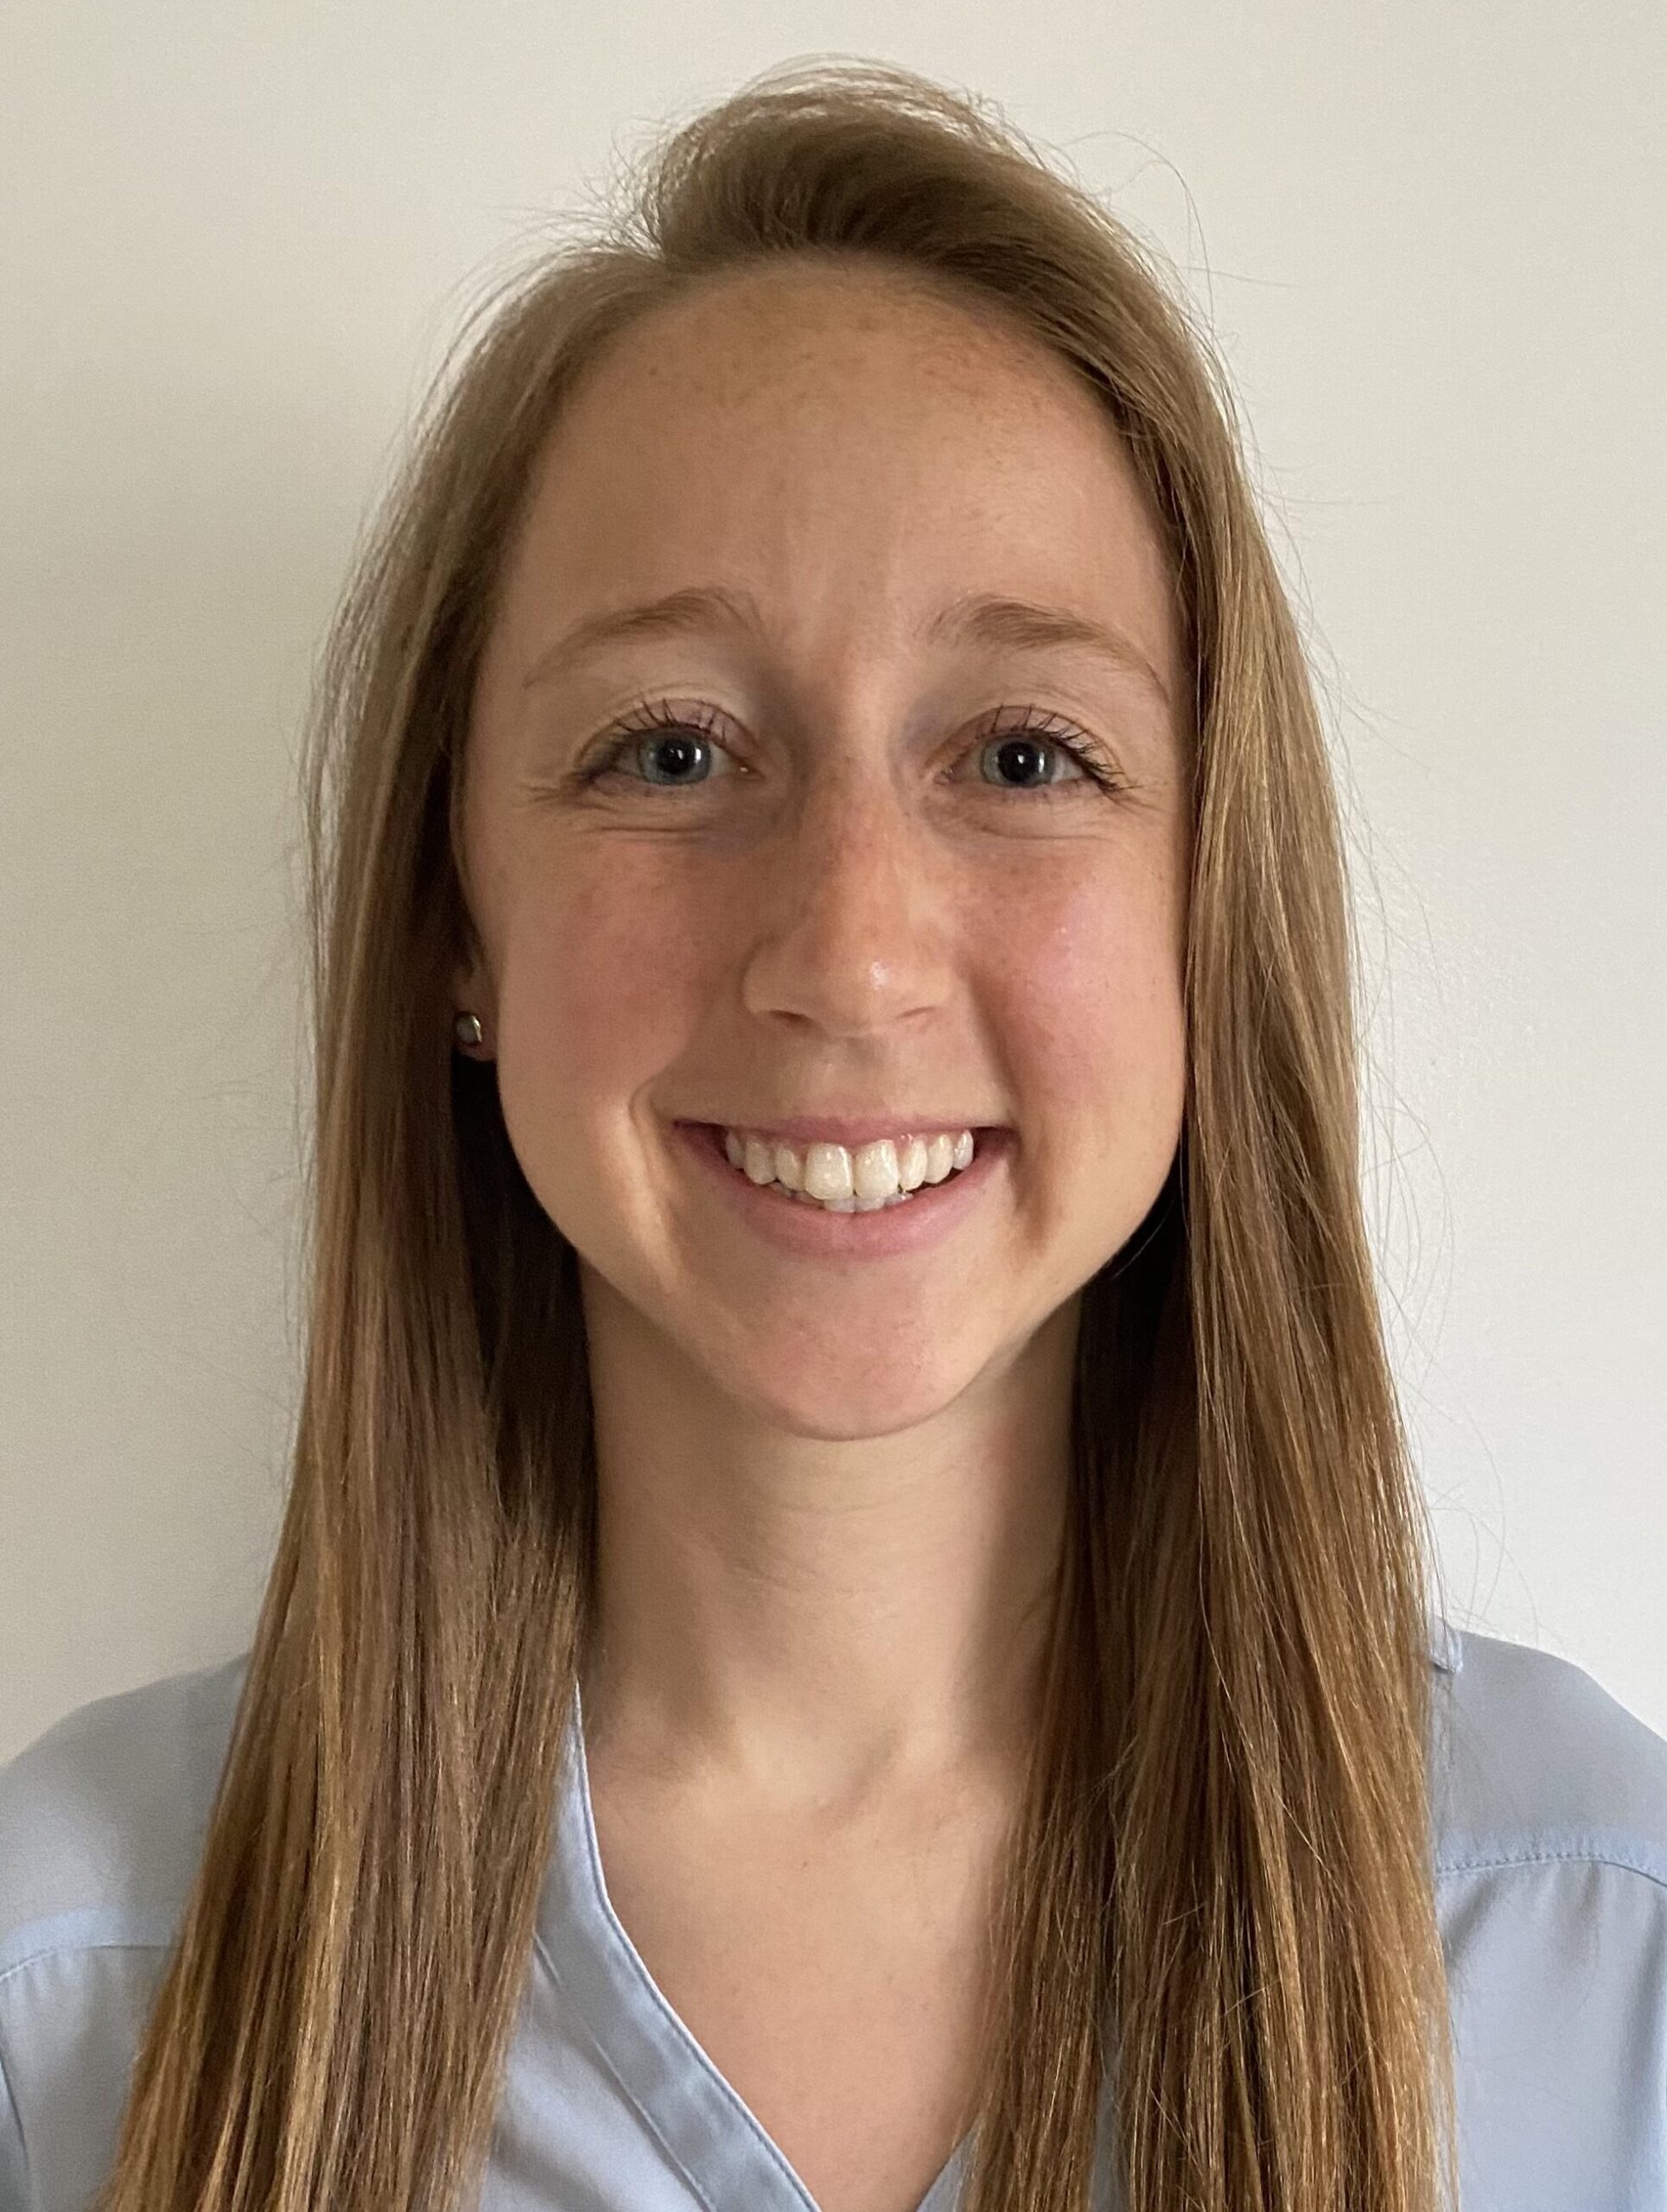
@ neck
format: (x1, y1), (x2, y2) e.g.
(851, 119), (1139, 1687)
(577, 1291), (1078, 1811)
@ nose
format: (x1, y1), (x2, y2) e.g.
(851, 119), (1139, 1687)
(738, 761), (955, 1038)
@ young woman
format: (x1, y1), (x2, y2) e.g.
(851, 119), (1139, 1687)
(2, 58), (1662, 2212)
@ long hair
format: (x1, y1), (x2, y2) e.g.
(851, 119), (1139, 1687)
(94, 58), (1457, 2212)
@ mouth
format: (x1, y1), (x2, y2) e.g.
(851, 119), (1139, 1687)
(671, 1119), (1013, 1260)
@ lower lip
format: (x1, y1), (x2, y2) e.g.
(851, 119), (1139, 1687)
(671, 1122), (1013, 1260)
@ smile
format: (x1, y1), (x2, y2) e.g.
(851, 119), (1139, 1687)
(672, 1121), (1012, 1260)
(719, 1126), (977, 1212)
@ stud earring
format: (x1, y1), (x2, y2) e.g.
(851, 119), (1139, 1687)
(454, 1011), (484, 1051)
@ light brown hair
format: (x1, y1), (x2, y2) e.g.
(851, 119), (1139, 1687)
(95, 58), (1457, 2212)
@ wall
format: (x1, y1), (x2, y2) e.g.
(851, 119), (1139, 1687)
(3, 1), (1662, 1757)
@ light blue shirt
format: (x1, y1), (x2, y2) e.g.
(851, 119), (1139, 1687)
(2, 1620), (1664, 2210)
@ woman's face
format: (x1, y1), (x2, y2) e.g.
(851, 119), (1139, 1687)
(456, 261), (1191, 1439)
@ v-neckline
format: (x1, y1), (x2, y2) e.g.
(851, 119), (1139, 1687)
(533, 1681), (975, 2212)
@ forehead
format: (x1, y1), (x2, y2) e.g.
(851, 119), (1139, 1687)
(496, 260), (1180, 690)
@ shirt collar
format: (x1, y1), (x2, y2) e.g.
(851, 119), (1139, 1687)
(1428, 1609), (1464, 1674)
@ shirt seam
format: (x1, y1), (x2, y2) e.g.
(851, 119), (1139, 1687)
(1435, 1844), (1667, 1892)
(0, 1935), (170, 1993)
(0, 2020), (30, 2199)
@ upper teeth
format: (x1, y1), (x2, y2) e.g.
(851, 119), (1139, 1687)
(722, 1127), (977, 1209)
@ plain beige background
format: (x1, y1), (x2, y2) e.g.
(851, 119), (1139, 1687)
(3, 3), (1663, 1761)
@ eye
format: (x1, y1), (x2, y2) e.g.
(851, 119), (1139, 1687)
(575, 697), (728, 790)
(574, 699), (1125, 801)
(973, 712), (1123, 799)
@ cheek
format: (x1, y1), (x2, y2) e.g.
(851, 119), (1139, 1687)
(990, 863), (1187, 1126)
(495, 869), (711, 1109)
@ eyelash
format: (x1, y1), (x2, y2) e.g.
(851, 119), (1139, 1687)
(574, 698), (1125, 803)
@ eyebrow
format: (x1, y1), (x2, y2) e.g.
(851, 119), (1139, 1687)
(520, 582), (1172, 709)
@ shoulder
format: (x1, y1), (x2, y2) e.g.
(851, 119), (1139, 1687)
(0, 1649), (250, 1980)
(1430, 1622), (1667, 1889)
(0, 1655), (249, 2200)
(1428, 1627), (1667, 2195)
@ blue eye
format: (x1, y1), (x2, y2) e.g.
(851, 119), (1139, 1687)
(576, 700), (1123, 801)
(977, 723), (1112, 798)
(582, 701), (725, 790)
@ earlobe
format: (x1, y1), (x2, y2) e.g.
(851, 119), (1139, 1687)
(448, 950), (493, 1057)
